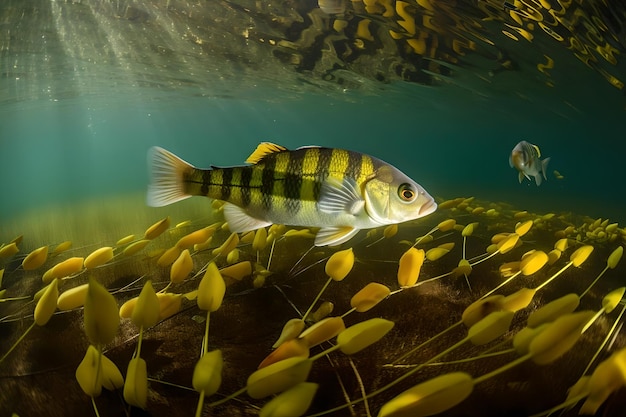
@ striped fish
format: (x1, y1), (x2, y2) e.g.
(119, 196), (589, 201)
(509, 140), (550, 186)
(147, 143), (437, 246)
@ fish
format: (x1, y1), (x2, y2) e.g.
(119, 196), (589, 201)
(509, 141), (551, 186)
(147, 142), (437, 246)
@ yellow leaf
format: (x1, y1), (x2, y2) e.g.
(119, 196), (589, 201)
(124, 357), (148, 409)
(527, 293), (580, 328)
(497, 233), (519, 254)
(192, 349), (223, 395)
(607, 246), (623, 269)
(101, 352), (124, 390)
(259, 339), (309, 369)
(220, 261), (252, 281)
(467, 310), (514, 345)
(378, 372), (474, 417)
(144, 216), (170, 240)
(197, 262), (226, 312)
(170, 249), (193, 284)
(123, 240), (151, 256)
(131, 281), (160, 329)
(157, 293), (183, 321)
(212, 232), (239, 257)
(325, 248), (354, 281)
(0, 242), (19, 260)
(157, 246), (181, 268)
(570, 245), (594, 267)
(84, 247), (114, 269)
(116, 234), (135, 246)
(397, 248), (424, 287)
(515, 220), (533, 237)
(602, 287), (625, 314)
(246, 357), (313, 399)
(336, 318), (395, 355)
(75, 345), (103, 397)
(34, 279), (59, 326)
(461, 295), (504, 327)
(176, 226), (215, 249)
(529, 311), (594, 365)
(84, 277), (120, 346)
(437, 219), (456, 232)
(299, 317), (345, 348)
(520, 251), (548, 275)
(22, 246), (49, 270)
(273, 319), (306, 349)
(425, 247), (450, 262)
(259, 382), (319, 417)
(350, 282), (390, 313)
(513, 324), (547, 355)
(501, 288), (536, 312)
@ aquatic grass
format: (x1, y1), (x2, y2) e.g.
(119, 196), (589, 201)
(2, 196), (626, 417)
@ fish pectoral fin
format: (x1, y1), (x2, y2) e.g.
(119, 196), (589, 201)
(146, 146), (194, 207)
(245, 142), (288, 164)
(518, 172), (525, 184)
(318, 177), (365, 216)
(315, 226), (360, 247)
(223, 203), (273, 233)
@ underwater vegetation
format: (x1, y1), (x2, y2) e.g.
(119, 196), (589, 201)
(1, 195), (625, 417)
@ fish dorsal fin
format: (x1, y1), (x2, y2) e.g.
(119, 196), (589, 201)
(245, 142), (288, 164)
(532, 144), (541, 158)
(318, 177), (365, 216)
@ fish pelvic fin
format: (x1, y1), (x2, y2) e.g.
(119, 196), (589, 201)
(518, 171), (525, 184)
(534, 172), (543, 186)
(147, 146), (194, 207)
(315, 226), (360, 247)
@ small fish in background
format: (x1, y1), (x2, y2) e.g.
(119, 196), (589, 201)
(553, 170), (564, 180)
(509, 140), (551, 186)
(318, 0), (345, 14)
(147, 142), (437, 246)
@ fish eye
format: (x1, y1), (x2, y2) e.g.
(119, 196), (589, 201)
(398, 183), (416, 202)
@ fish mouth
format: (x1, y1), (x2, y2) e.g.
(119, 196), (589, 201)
(418, 199), (437, 217)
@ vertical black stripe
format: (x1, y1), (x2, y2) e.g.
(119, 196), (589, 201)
(261, 157), (276, 211)
(347, 151), (362, 180)
(313, 148), (332, 200)
(221, 169), (233, 201)
(318, 148), (333, 175)
(285, 149), (304, 213)
(240, 167), (252, 207)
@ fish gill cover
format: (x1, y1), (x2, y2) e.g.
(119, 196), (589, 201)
(1, 1), (626, 417)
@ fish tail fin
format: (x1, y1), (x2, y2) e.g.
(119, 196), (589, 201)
(147, 146), (195, 207)
(541, 157), (551, 180)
